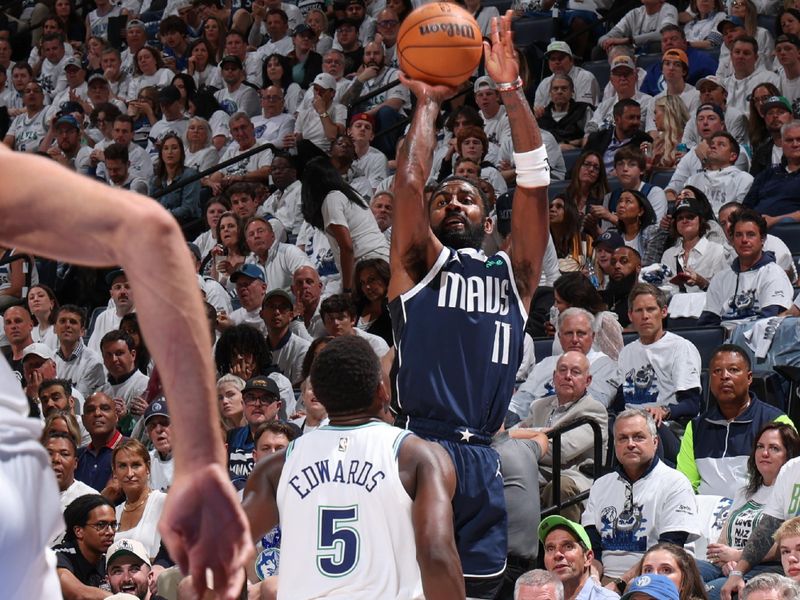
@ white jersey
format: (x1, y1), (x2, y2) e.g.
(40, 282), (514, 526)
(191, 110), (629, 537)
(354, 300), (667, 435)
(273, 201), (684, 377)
(276, 422), (423, 600)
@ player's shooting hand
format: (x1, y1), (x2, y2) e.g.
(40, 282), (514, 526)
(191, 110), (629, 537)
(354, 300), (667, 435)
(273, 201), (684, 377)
(159, 464), (253, 600)
(397, 72), (457, 105)
(483, 11), (519, 87)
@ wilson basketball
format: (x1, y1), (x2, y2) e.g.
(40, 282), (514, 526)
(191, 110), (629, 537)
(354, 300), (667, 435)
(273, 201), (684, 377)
(396, 3), (484, 87)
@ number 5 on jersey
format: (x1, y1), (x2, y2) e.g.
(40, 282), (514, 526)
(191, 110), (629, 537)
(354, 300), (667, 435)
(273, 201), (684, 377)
(317, 505), (360, 577)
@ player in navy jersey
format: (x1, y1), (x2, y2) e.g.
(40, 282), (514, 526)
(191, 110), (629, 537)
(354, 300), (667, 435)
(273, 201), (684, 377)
(389, 12), (550, 599)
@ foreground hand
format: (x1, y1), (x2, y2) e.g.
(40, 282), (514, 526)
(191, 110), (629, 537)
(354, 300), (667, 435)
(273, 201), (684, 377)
(397, 72), (457, 104)
(160, 464), (253, 600)
(483, 11), (519, 85)
(130, 394), (149, 416)
(708, 543), (741, 565)
(645, 405), (668, 427)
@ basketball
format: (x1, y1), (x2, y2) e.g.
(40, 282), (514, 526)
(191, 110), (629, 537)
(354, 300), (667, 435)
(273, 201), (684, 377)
(396, 3), (484, 87)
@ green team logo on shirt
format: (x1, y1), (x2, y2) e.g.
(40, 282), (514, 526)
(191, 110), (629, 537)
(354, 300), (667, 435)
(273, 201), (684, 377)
(789, 484), (800, 515)
(485, 258), (504, 269)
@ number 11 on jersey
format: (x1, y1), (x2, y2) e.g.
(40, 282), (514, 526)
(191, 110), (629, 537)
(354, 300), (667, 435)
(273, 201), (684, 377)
(492, 320), (511, 365)
(317, 505), (361, 577)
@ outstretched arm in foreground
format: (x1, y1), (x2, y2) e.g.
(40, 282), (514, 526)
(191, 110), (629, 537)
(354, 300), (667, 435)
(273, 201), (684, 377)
(0, 147), (250, 600)
(388, 75), (457, 300)
(484, 11), (549, 308)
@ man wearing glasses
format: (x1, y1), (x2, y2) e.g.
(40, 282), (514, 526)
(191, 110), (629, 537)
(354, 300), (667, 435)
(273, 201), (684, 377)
(54, 494), (117, 597)
(226, 377), (283, 488)
(581, 408), (700, 591)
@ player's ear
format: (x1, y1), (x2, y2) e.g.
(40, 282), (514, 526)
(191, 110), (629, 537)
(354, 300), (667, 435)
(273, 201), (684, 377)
(483, 215), (494, 235)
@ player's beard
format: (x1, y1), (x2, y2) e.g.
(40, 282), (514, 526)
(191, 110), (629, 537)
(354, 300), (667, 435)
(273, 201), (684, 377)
(434, 219), (486, 250)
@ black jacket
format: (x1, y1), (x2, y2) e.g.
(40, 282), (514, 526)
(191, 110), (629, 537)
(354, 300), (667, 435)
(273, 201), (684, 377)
(538, 100), (592, 145)
(584, 127), (652, 158)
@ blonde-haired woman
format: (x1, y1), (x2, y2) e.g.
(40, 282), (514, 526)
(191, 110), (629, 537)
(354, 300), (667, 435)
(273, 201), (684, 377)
(648, 95), (690, 172)
(217, 374), (246, 432)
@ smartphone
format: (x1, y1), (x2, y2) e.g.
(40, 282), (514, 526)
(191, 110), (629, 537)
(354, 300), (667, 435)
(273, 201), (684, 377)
(669, 273), (692, 285)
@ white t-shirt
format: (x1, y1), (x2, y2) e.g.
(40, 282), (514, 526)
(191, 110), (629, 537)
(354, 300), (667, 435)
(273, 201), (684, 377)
(583, 459), (701, 578)
(320, 191), (390, 270)
(764, 457), (800, 519)
(294, 102), (347, 152)
(534, 65), (601, 108)
(684, 166), (754, 217)
(126, 69), (175, 101)
(114, 489), (167, 559)
(617, 332), (701, 410)
(148, 450), (173, 492)
(7, 110), (48, 152)
(703, 260), (793, 320)
(661, 236), (730, 295)
(219, 143), (274, 177)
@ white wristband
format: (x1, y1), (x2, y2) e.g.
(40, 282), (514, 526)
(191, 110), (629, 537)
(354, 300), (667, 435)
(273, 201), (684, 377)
(513, 145), (550, 189)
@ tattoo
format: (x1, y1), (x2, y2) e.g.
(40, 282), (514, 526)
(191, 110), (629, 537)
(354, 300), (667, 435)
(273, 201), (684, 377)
(742, 515), (783, 566)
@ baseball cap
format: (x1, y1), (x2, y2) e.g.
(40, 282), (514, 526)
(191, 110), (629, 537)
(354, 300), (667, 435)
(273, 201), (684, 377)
(143, 399), (169, 425)
(673, 197), (703, 217)
(64, 56), (82, 70)
(88, 73), (109, 85)
(349, 112), (374, 127)
(610, 55), (635, 72)
(106, 539), (151, 568)
(763, 95), (792, 113)
(57, 100), (85, 116)
(662, 48), (688, 67)
(696, 102), (725, 120)
(243, 376), (281, 397)
(126, 18), (146, 31)
(219, 54), (243, 69)
(158, 84), (181, 105)
(537, 515), (592, 549)
(473, 75), (496, 93)
(293, 23), (314, 37)
(312, 72), (336, 90)
(263, 289), (294, 308)
(696, 75), (727, 94)
(22, 343), (56, 361)
(595, 230), (625, 251)
(621, 575), (680, 600)
(105, 268), (126, 286)
(545, 40), (573, 58)
(776, 33), (800, 48)
(230, 264), (265, 283)
(55, 114), (80, 130)
(717, 15), (744, 32)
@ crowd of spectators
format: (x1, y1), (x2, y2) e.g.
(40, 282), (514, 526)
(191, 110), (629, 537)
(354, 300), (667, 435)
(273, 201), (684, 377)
(5, 0), (800, 597)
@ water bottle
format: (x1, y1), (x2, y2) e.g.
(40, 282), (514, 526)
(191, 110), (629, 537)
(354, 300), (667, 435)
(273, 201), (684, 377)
(586, 260), (600, 289)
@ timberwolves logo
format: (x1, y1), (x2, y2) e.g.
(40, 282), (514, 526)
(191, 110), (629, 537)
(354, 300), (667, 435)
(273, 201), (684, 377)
(725, 289), (757, 318)
(255, 526), (282, 580)
(254, 123), (267, 138)
(622, 364), (659, 405)
(599, 500), (648, 552)
(220, 99), (238, 115)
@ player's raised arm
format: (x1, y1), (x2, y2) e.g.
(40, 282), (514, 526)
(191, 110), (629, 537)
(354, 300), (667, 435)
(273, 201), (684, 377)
(0, 147), (250, 600)
(400, 436), (465, 600)
(484, 11), (549, 307)
(389, 76), (456, 299)
(242, 450), (285, 540)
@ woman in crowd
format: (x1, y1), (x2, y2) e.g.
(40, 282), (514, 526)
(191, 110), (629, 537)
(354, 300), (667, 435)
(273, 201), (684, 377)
(128, 85), (160, 147)
(127, 47), (173, 101)
(171, 73), (197, 113)
(548, 272), (624, 360)
(701, 423), (800, 598)
(684, 0), (726, 48)
(88, 102), (120, 146)
(202, 15), (227, 62)
(386, 0), (413, 22)
(638, 543), (708, 600)
(189, 88), (230, 150)
(611, 189), (658, 261)
(778, 7), (800, 36)
(27, 284), (59, 347)
(565, 151), (610, 232)
(217, 373), (246, 432)
(194, 197), (230, 260)
(748, 82), (782, 149)
(549, 194), (590, 273)
(42, 410), (82, 446)
(353, 258), (392, 346)
(113, 439), (167, 560)
(648, 95), (690, 172)
(301, 157), (390, 293)
(54, 0), (85, 46)
(186, 38), (222, 89)
(263, 53), (303, 115)
(150, 133), (201, 226)
(120, 313), (152, 376)
(84, 35), (108, 71)
(207, 211), (248, 287)
(184, 116), (220, 173)
(660, 196), (728, 294)
(306, 9), (333, 55)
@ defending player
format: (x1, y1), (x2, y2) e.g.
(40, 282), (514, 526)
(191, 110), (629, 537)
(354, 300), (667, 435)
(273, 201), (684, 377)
(0, 146), (250, 600)
(389, 12), (550, 597)
(243, 335), (464, 600)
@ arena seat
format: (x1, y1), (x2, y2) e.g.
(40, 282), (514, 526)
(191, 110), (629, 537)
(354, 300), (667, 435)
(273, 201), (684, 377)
(648, 169), (674, 189)
(482, 0), (513, 13)
(511, 17), (555, 51)
(562, 148), (583, 176)
(85, 305), (107, 342)
(547, 178), (570, 200)
(532, 336), (554, 363)
(770, 223), (800, 254)
(582, 60), (611, 94)
(671, 326), (726, 370)
(758, 14), (777, 37)
(636, 53), (663, 71)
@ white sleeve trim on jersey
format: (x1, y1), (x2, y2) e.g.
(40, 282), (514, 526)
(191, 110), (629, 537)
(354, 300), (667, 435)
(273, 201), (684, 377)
(399, 245), (450, 304)
(496, 249), (530, 322)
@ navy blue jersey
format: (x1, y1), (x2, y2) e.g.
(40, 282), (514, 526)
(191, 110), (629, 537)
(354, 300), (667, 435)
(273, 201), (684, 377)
(390, 246), (527, 436)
